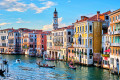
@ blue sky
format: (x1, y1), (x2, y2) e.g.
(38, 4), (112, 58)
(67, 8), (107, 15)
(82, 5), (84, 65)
(0, 0), (120, 31)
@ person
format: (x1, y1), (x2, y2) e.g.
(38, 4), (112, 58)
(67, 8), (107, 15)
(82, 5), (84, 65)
(46, 64), (48, 67)
(39, 62), (41, 65)
(43, 64), (45, 67)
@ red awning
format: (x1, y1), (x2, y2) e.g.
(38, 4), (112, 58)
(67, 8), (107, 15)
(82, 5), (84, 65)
(104, 49), (110, 52)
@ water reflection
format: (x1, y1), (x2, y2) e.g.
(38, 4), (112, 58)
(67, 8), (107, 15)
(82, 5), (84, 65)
(0, 54), (120, 80)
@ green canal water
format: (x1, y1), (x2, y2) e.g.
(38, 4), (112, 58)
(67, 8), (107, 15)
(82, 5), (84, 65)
(0, 54), (119, 80)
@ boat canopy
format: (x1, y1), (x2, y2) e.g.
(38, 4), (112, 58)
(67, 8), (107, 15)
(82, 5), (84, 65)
(104, 49), (110, 52)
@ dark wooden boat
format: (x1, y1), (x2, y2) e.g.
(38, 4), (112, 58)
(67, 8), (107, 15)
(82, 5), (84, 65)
(36, 63), (55, 68)
(0, 69), (5, 74)
(39, 65), (55, 68)
(69, 65), (76, 69)
(69, 62), (76, 69)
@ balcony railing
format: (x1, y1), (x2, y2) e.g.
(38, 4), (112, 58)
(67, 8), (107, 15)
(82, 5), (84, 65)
(101, 54), (110, 57)
(73, 44), (87, 48)
(114, 30), (120, 34)
(111, 43), (120, 47)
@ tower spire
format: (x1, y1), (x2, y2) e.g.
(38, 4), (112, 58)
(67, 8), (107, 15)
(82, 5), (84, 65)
(53, 8), (58, 30)
(55, 8), (56, 12)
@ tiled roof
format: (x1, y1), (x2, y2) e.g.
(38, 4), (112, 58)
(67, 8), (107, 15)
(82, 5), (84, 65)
(76, 11), (111, 23)
(0, 28), (14, 31)
(52, 25), (74, 31)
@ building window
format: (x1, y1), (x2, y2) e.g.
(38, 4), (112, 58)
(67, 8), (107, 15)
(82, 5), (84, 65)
(24, 39), (27, 42)
(42, 40), (44, 42)
(82, 39), (84, 45)
(110, 18), (111, 22)
(106, 16), (109, 20)
(104, 61), (108, 65)
(1, 36), (6, 40)
(119, 15), (120, 19)
(82, 26), (84, 32)
(86, 26), (87, 32)
(113, 49), (114, 55)
(116, 16), (117, 20)
(42, 45), (44, 48)
(89, 56), (92, 59)
(116, 49), (117, 55)
(30, 39), (33, 42)
(80, 27), (81, 32)
(119, 49), (120, 55)
(42, 35), (44, 38)
(50, 36), (52, 40)
(68, 31), (71, 35)
(30, 44), (33, 48)
(69, 49), (70, 52)
(89, 25), (92, 32)
(75, 27), (76, 32)
(113, 17), (114, 21)
(90, 39), (92, 47)
(2, 43), (6, 47)
(78, 27), (79, 32)
(69, 37), (70, 42)
(72, 50), (74, 53)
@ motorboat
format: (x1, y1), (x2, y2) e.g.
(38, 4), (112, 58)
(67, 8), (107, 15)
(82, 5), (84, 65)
(16, 59), (21, 63)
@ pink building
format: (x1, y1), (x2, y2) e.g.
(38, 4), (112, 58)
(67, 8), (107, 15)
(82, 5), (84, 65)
(36, 31), (51, 57)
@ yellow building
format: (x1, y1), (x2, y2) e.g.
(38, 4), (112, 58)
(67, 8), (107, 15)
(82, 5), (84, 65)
(108, 9), (120, 73)
(73, 11), (110, 65)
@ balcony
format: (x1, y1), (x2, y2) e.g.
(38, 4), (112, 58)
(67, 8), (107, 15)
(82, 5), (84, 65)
(101, 54), (110, 57)
(111, 43), (120, 47)
(114, 30), (120, 34)
(73, 44), (87, 48)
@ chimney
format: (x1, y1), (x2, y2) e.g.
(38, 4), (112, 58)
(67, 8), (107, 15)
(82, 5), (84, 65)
(76, 19), (78, 22)
(81, 16), (85, 20)
(97, 11), (100, 21)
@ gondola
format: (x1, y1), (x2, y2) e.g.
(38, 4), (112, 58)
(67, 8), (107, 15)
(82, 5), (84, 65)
(39, 65), (55, 68)
(69, 65), (76, 69)
(69, 62), (76, 70)
(36, 63), (55, 68)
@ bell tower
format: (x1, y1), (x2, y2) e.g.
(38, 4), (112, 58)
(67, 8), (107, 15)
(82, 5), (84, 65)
(53, 8), (58, 30)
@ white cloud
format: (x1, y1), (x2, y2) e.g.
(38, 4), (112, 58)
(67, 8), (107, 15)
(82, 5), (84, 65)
(0, 23), (11, 26)
(42, 17), (67, 31)
(0, 14), (2, 15)
(0, 0), (56, 13)
(110, 9), (115, 12)
(67, 0), (71, 3)
(39, 0), (46, 1)
(29, 1), (55, 13)
(16, 18), (30, 23)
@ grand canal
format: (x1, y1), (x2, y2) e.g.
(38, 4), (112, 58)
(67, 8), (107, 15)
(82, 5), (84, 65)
(0, 54), (119, 80)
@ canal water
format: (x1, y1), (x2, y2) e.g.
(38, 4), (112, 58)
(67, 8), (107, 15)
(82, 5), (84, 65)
(0, 54), (119, 80)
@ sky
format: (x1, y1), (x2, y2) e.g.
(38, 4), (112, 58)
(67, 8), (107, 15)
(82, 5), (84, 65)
(0, 0), (120, 31)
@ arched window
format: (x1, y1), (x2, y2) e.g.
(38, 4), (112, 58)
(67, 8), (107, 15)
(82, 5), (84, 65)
(116, 49), (117, 55)
(78, 35), (82, 45)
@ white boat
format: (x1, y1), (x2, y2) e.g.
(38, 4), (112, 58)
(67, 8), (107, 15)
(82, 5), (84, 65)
(16, 59), (21, 63)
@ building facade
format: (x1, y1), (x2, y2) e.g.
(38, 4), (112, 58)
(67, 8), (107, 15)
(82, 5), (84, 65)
(36, 31), (50, 57)
(72, 11), (110, 65)
(0, 29), (14, 53)
(102, 32), (110, 69)
(22, 31), (37, 56)
(109, 9), (120, 73)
